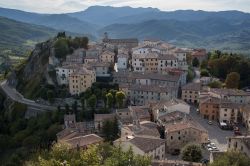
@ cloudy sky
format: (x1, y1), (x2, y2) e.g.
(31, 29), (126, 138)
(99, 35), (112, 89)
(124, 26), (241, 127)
(0, 0), (250, 13)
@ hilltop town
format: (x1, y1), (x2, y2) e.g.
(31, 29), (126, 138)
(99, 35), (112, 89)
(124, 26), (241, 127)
(1, 32), (250, 166)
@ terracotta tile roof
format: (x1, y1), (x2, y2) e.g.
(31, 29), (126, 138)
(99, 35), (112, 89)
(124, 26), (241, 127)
(199, 96), (222, 105)
(158, 111), (187, 124)
(182, 83), (201, 91)
(150, 99), (188, 111)
(165, 119), (207, 133)
(129, 136), (165, 153)
(191, 49), (207, 57)
(117, 53), (129, 58)
(126, 121), (160, 138)
(59, 63), (84, 70)
(113, 71), (181, 83)
(70, 67), (94, 76)
(94, 113), (115, 122)
(101, 50), (114, 56)
(129, 84), (176, 93)
(88, 61), (111, 67)
(158, 54), (177, 60)
(174, 48), (187, 53)
(133, 52), (159, 59)
(103, 38), (138, 43)
(132, 44), (153, 50)
(63, 134), (103, 149)
(116, 106), (150, 124)
(220, 102), (242, 109)
(210, 88), (250, 96)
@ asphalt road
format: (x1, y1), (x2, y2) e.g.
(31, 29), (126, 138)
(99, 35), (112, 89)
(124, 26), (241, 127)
(190, 106), (234, 151)
(0, 80), (56, 111)
(193, 67), (201, 83)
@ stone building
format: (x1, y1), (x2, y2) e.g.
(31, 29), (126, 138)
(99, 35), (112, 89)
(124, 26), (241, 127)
(182, 83), (201, 104)
(68, 67), (96, 95)
(114, 117), (165, 160)
(242, 105), (250, 132)
(132, 52), (159, 72)
(149, 99), (190, 121)
(103, 32), (138, 49)
(227, 136), (250, 158)
(99, 50), (115, 63)
(56, 64), (83, 85)
(157, 54), (178, 71)
(219, 102), (241, 123)
(209, 88), (250, 104)
(165, 119), (208, 153)
(199, 96), (220, 120)
(120, 84), (178, 106)
(191, 48), (207, 63)
(117, 53), (128, 70)
(94, 113), (115, 132)
(56, 114), (99, 150)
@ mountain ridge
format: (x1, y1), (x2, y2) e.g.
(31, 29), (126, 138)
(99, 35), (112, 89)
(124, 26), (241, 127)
(1, 6), (250, 54)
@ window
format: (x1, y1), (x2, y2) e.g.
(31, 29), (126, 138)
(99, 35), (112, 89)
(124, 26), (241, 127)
(170, 136), (173, 140)
(224, 114), (227, 117)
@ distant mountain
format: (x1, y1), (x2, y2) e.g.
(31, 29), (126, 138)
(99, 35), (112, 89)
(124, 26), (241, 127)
(1, 5), (250, 54)
(113, 10), (250, 24)
(0, 7), (97, 34)
(67, 6), (159, 26)
(32, 14), (98, 35)
(0, 16), (57, 55)
(99, 18), (250, 53)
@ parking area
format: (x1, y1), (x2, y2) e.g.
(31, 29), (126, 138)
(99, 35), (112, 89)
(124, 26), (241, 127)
(190, 106), (234, 151)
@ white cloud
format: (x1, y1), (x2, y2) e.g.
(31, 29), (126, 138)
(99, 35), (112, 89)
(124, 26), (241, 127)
(0, 0), (250, 13)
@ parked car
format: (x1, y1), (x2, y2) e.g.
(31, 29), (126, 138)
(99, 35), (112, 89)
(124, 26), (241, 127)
(201, 159), (209, 164)
(208, 121), (212, 125)
(171, 149), (180, 155)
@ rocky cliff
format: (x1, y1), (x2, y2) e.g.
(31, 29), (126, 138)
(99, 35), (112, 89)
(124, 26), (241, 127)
(8, 38), (57, 99)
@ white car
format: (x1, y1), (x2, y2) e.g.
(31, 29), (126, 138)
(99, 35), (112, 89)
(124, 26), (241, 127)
(208, 148), (213, 151)
(210, 143), (216, 146)
(212, 146), (217, 150)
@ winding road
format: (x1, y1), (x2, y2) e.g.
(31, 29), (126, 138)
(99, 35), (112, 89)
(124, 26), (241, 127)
(0, 80), (56, 111)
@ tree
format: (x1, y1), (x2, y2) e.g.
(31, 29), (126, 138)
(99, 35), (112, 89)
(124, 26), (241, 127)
(102, 118), (119, 141)
(208, 80), (223, 88)
(192, 57), (200, 67)
(22, 135), (40, 149)
(106, 93), (114, 109)
(28, 143), (151, 166)
(210, 151), (250, 166)
(200, 60), (208, 69)
(181, 144), (202, 162)
(54, 38), (69, 59)
(84, 88), (92, 99)
(225, 72), (240, 89)
(72, 100), (78, 114)
(80, 97), (85, 110)
(65, 104), (70, 112)
(187, 69), (195, 82)
(87, 94), (97, 110)
(47, 90), (54, 103)
(115, 91), (126, 108)
(200, 69), (210, 77)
